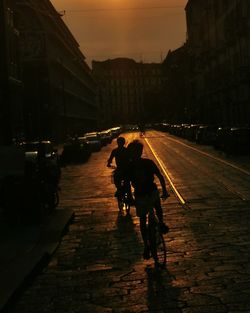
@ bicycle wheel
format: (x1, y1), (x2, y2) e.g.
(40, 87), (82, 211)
(148, 219), (167, 268)
(155, 224), (167, 268)
(117, 196), (124, 211)
(124, 201), (130, 215)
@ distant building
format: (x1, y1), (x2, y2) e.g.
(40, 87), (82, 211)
(1, 0), (98, 144)
(92, 58), (164, 127)
(185, 0), (250, 126)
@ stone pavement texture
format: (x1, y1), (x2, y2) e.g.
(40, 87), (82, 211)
(4, 132), (250, 313)
(0, 207), (74, 311)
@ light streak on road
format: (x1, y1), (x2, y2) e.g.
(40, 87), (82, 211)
(144, 137), (186, 205)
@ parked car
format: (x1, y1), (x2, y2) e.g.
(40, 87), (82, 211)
(61, 136), (91, 164)
(109, 126), (122, 138)
(17, 140), (61, 216)
(99, 129), (113, 145)
(213, 127), (231, 151)
(20, 140), (60, 180)
(21, 140), (58, 161)
(0, 145), (25, 212)
(168, 124), (182, 137)
(84, 132), (102, 151)
(122, 124), (139, 132)
(195, 125), (218, 145)
(183, 124), (201, 141)
(225, 127), (250, 155)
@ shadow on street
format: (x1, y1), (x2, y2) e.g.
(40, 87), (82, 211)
(146, 266), (182, 312)
(114, 211), (142, 266)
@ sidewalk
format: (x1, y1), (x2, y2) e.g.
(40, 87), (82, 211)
(0, 207), (74, 311)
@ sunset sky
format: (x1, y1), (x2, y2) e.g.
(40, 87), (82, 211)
(51, 0), (188, 66)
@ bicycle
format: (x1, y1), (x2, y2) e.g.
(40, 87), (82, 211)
(117, 180), (131, 215)
(139, 129), (145, 137)
(109, 165), (131, 215)
(147, 206), (167, 269)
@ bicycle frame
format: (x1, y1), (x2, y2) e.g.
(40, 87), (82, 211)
(147, 208), (167, 268)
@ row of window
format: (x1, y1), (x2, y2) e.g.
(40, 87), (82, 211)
(105, 69), (161, 77)
(106, 78), (162, 87)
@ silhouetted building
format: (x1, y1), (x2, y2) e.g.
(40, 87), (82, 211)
(18, 0), (98, 140)
(162, 45), (192, 123)
(92, 58), (164, 127)
(0, 0), (23, 144)
(1, 0), (98, 144)
(185, 0), (250, 126)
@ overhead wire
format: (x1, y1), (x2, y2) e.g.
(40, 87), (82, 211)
(21, 2), (185, 63)
(66, 5), (184, 13)
(18, 4), (184, 18)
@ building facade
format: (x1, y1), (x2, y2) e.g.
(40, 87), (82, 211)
(162, 45), (193, 123)
(0, 0), (98, 144)
(185, 0), (250, 126)
(92, 58), (164, 128)
(0, 0), (23, 144)
(17, 0), (98, 141)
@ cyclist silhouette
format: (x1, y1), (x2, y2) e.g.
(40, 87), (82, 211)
(107, 137), (133, 203)
(138, 123), (145, 137)
(127, 140), (169, 260)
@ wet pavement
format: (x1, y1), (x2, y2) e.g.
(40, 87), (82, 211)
(4, 131), (250, 313)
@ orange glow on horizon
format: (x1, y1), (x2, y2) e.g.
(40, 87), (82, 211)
(51, 0), (187, 65)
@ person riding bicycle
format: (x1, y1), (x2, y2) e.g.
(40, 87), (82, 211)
(138, 122), (145, 136)
(127, 140), (169, 261)
(107, 137), (133, 203)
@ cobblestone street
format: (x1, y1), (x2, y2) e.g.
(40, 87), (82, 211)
(2, 0), (250, 311)
(8, 132), (250, 313)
